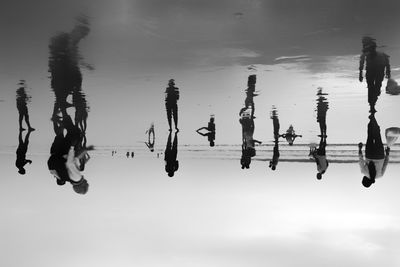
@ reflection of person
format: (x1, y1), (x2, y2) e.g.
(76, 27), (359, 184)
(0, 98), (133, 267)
(359, 37), (391, 111)
(269, 108), (280, 170)
(311, 136), (329, 180)
(165, 79), (179, 131)
(280, 125), (301, 146)
(239, 108), (261, 169)
(16, 129), (33, 175)
(145, 123), (155, 152)
(16, 81), (35, 131)
(165, 132), (179, 177)
(359, 114), (390, 188)
(196, 115), (215, 147)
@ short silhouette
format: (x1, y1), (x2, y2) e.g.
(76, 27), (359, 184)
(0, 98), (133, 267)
(145, 123), (155, 152)
(280, 125), (302, 146)
(165, 79), (180, 131)
(269, 107), (280, 170)
(359, 113), (390, 188)
(16, 80), (34, 131)
(311, 88), (329, 179)
(359, 36), (391, 112)
(131, 152), (134, 158)
(196, 115), (216, 147)
(165, 132), (179, 177)
(16, 129), (34, 175)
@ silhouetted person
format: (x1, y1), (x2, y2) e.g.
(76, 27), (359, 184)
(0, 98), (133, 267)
(239, 75), (260, 169)
(126, 152), (129, 158)
(165, 132), (179, 177)
(15, 129), (33, 175)
(312, 88), (329, 179)
(359, 36), (391, 112)
(131, 152), (134, 158)
(269, 108), (280, 170)
(280, 125), (302, 146)
(359, 113), (390, 188)
(196, 115), (216, 147)
(49, 17), (90, 115)
(165, 79), (179, 131)
(16, 80), (34, 131)
(145, 123), (155, 152)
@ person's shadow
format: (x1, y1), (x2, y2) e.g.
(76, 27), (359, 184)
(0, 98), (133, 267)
(16, 128), (34, 175)
(165, 131), (179, 177)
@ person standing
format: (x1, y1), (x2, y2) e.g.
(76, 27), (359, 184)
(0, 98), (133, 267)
(165, 79), (179, 131)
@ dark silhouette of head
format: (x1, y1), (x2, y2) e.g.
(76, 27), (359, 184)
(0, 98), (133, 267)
(72, 177), (89, 194)
(210, 117), (215, 122)
(18, 168), (26, 175)
(317, 173), (322, 180)
(210, 141), (215, 147)
(362, 176), (375, 188)
(168, 79), (175, 86)
(289, 142), (293, 146)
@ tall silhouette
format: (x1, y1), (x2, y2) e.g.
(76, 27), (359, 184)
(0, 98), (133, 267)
(165, 132), (179, 177)
(196, 115), (215, 147)
(145, 123), (155, 152)
(240, 75), (261, 169)
(310, 88), (329, 180)
(359, 113), (390, 188)
(165, 79), (180, 131)
(359, 36), (391, 112)
(269, 107), (280, 170)
(47, 16), (93, 194)
(16, 80), (34, 131)
(15, 129), (33, 175)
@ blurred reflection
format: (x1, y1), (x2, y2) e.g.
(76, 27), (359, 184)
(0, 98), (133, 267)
(16, 80), (35, 131)
(385, 78), (400, 95)
(165, 79), (180, 131)
(240, 75), (261, 169)
(269, 107), (280, 171)
(16, 129), (33, 175)
(310, 88), (329, 180)
(165, 132), (179, 177)
(280, 125), (302, 146)
(47, 17), (93, 194)
(196, 115), (215, 147)
(145, 123), (155, 152)
(359, 113), (390, 188)
(359, 36), (391, 111)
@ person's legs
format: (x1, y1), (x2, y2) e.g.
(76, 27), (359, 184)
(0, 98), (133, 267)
(366, 116), (384, 159)
(366, 74), (378, 107)
(19, 113), (24, 130)
(172, 104), (178, 130)
(166, 105), (172, 130)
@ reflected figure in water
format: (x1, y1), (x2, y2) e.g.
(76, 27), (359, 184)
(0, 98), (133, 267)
(47, 17), (93, 194)
(269, 107), (280, 170)
(310, 88), (329, 180)
(145, 123), (155, 152)
(16, 129), (33, 175)
(280, 125), (302, 146)
(165, 132), (179, 177)
(16, 80), (35, 131)
(165, 79), (180, 131)
(196, 115), (215, 147)
(240, 75), (261, 169)
(359, 36), (391, 112)
(359, 113), (390, 188)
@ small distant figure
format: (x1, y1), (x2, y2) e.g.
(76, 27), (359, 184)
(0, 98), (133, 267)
(16, 129), (34, 175)
(16, 80), (35, 131)
(165, 132), (179, 177)
(359, 36), (391, 112)
(145, 123), (155, 152)
(165, 79), (180, 131)
(126, 152), (129, 158)
(359, 113), (390, 188)
(131, 152), (134, 158)
(196, 115), (216, 147)
(280, 125), (302, 146)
